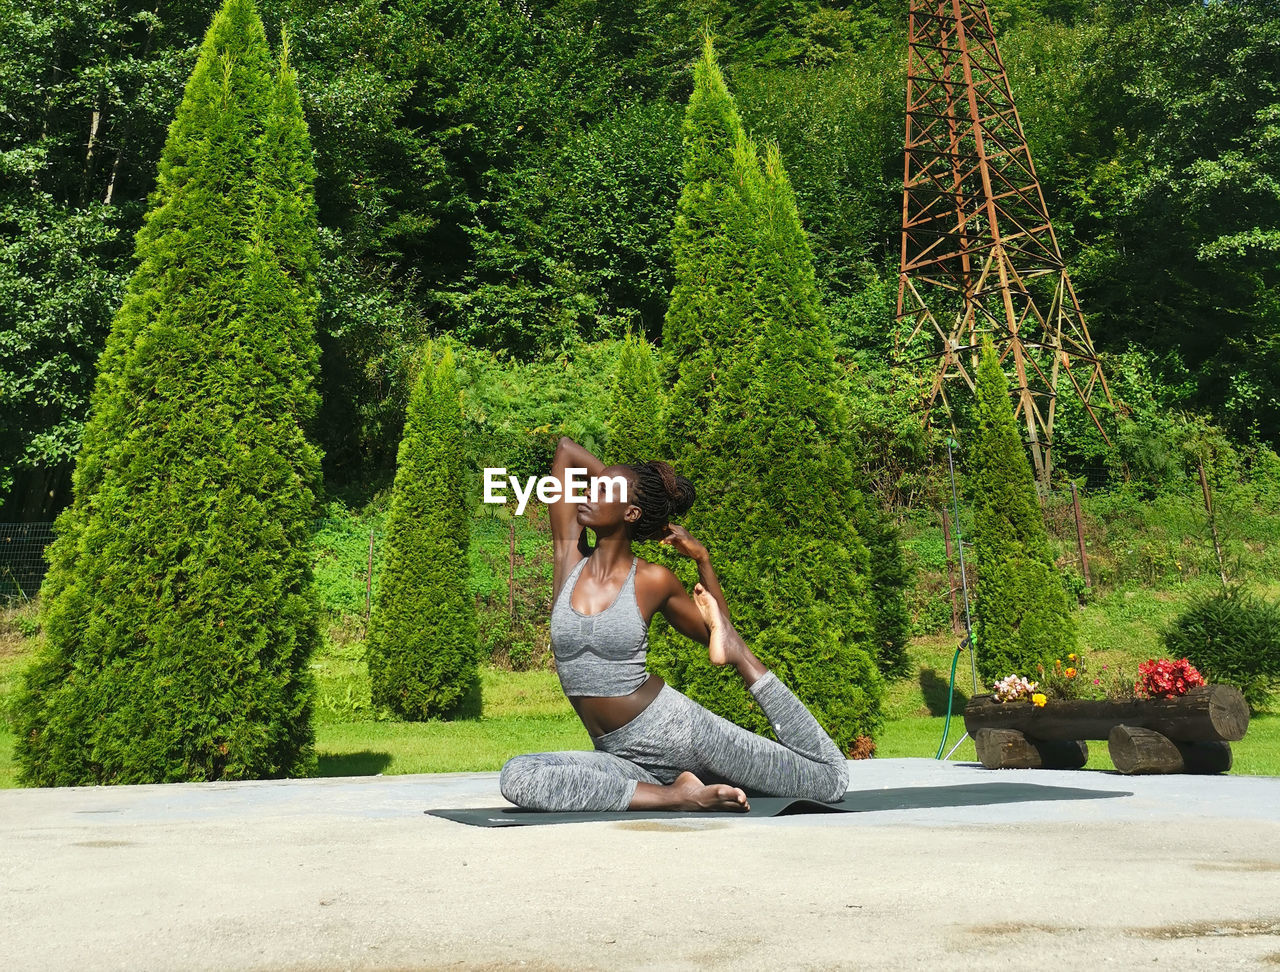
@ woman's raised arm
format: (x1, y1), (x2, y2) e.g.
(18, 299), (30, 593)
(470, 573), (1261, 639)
(549, 437), (605, 599)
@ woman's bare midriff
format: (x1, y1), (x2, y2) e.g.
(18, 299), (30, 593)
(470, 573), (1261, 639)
(569, 673), (665, 738)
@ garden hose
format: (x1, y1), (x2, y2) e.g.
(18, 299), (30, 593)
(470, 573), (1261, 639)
(936, 434), (978, 759)
(934, 642), (963, 759)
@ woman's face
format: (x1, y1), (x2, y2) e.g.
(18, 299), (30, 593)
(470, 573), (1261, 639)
(575, 465), (642, 534)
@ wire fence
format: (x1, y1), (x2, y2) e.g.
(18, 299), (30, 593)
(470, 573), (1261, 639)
(907, 453), (1280, 639)
(0, 516), (366, 607)
(0, 522), (55, 602)
(6, 459), (1275, 628)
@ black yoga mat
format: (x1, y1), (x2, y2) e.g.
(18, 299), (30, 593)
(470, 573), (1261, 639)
(426, 781), (1130, 827)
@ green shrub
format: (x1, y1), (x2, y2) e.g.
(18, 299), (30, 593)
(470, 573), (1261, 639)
(1163, 585), (1280, 711)
(649, 37), (884, 750)
(366, 343), (481, 719)
(469, 506), (555, 671)
(971, 337), (1076, 684)
(15, 0), (324, 785)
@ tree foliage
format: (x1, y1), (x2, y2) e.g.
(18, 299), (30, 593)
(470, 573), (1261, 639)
(608, 332), (664, 465)
(14, 0), (324, 785)
(855, 501), (912, 679)
(7, 0), (1280, 506)
(1020, 1), (1280, 444)
(0, 0), (210, 515)
(367, 341), (481, 720)
(971, 337), (1076, 683)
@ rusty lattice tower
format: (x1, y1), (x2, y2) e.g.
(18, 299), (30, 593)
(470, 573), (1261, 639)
(895, 0), (1114, 487)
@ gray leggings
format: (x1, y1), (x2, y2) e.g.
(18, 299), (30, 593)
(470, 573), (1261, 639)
(499, 671), (849, 811)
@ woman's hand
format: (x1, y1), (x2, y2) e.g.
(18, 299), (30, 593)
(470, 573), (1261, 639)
(658, 523), (708, 562)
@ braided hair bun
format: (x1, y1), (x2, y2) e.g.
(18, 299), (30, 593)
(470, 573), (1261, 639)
(625, 460), (696, 541)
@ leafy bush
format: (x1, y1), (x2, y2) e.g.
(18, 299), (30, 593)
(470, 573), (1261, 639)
(452, 340), (620, 493)
(856, 501), (912, 679)
(469, 505), (555, 671)
(311, 500), (387, 619)
(1163, 585), (1280, 711)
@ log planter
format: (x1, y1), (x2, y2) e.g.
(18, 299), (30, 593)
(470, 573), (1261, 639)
(963, 684), (1249, 775)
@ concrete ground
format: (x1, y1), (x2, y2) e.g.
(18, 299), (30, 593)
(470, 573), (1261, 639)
(2, 758), (1279, 971)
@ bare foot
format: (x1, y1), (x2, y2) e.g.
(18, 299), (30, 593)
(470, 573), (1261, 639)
(671, 771), (750, 812)
(692, 582), (747, 667)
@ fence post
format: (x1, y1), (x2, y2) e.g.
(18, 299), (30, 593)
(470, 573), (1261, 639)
(1198, 460), (1228, 588)
(508, 519), (516, 620)
(1070, 482), (1091, 589)
(365, 529), (375, 622)
(941, 509), (962, 636)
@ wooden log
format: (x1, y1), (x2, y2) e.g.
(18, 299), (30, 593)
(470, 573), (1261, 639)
(1108, 725), (1233, 775)
(963, 685), (1248, 743)
(974, 729), (1089, 770)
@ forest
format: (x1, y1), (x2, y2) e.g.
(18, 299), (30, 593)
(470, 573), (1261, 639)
(4, 0), (1279, 516)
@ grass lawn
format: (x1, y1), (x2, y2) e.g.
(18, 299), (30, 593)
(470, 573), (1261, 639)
(2, 578), (1278, 787)
(313, 667), (588, 777)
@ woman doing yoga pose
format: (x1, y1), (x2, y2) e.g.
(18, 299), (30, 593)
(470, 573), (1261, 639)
(498, 437), (850, 813)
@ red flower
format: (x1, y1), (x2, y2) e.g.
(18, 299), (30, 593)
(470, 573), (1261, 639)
(1135, 657), (1205, 699)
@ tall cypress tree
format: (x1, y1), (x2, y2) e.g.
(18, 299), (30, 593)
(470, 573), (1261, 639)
(15, 0), (324, 785)
(660, 36), (761, 454)
(366, 342), (481, 719)
(972, 336), (1076, 683)
(650, 39), (884, 751)
(609, 332), (664, 464)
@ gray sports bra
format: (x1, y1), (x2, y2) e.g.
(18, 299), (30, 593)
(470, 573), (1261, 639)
(550, 555), (650, 698)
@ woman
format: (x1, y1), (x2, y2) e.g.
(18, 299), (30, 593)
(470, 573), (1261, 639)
(498, 436), (850, 813)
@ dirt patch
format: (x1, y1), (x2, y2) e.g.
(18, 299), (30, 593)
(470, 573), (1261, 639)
(0, 603), (39, 661)
(1130, 917), (1280, 940)
(71, 840), (135, 848)
(967, 922), (1084, 936)
(1194, 860), (1280, 873)
(612, 821), (730, 833)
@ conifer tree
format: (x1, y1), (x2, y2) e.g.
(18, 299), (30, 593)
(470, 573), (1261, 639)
(15, 0), (323, 785)
(366, 342), (481, 719)
(972, 336), (1076, 683)
(660, 37), (761, 454)
(608, 332), (664, 464)
(650, 38), (884, 751)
